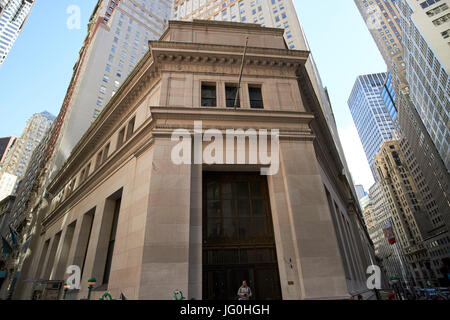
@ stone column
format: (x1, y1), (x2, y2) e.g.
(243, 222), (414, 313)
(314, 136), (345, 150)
(274, 139), (349, 299)
(188, 163), (202, 300)
(139, 136), (192, 300)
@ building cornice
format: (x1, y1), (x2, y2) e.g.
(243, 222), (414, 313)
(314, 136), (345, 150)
(149, 106), (315, 141)
(151, 40), (309, 68)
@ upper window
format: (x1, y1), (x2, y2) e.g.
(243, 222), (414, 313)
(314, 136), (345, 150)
(126, 117), (135, 140)
(225, 84), (240, 108)
(201, 84), (217, 107)
(96, 150), (103, 169)
(117, 127), (125, 148)
(249, 86), (264, 109)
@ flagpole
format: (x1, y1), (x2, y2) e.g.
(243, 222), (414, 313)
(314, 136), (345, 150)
(234, 36), (249, 111)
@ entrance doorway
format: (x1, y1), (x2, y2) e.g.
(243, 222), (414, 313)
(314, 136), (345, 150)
(202, 172), (282, 300)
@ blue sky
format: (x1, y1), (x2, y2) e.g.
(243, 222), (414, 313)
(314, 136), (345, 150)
(0, 0), (387, 191)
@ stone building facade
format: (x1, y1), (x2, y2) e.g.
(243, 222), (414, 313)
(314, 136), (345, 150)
(15, 21), (375, 300)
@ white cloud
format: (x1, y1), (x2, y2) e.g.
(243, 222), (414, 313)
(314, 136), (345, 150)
(338, 124), (375, 192)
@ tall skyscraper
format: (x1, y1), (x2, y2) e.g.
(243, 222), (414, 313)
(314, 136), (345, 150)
(355, 0), (406, 79)
(354, 0), (406, 77)
(348, 72), (397, 177)
(0, 0), (35, 67)
(0, 124), (54, 300)
(46, 0), (173, 182)
(374, 140), (449, 286)
(396, 0), (449, 170)
(368, 181), (412, 285)
(0, 111), (54, 201)
(355, 184), (367, 201)
(355, 0), (450, 245)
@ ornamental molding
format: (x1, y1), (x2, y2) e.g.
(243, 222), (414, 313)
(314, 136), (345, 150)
(150, 41), (309, 71)
(149, 106), (315, 141)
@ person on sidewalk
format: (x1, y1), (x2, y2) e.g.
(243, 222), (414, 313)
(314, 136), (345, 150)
(237, 281), (252, 301)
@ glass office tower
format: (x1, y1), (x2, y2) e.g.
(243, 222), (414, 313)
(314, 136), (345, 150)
(348, 72), (397, 178)
(0, 0), (35, 67)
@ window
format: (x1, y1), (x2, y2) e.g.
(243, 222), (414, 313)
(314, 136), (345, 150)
(102, 143), (110, 163)
(441, 29), (450, 39)
(249, 86), (264, 109)
(96, 150), (103, 169)
(81, 162), (91, 182)
(126, 117), (135, 140)
(103, 197), (122, 284)
(85, 163), (91, 180)
(225, 84), (240, 108)
(117, 127), (125, 148)
(432, 13), (450, 26)
(426, 3), (449, 17)
(420, 0), (441, 9)
(201, 84), (217, 107)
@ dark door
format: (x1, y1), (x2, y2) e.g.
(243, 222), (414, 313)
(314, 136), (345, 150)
(203, 173), (282, 300)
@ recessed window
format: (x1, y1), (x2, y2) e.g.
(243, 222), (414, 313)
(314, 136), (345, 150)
(201, 84), (217, 107)
(81, 163), (91, 182)
(103, 143), (110, 163)
(126, 117), (135, 140)
(225, 84), (240, 108)
(249, 86), (264, 109)
(117, 127), (125, 148)
(96, 150), (103, 169)
(103, 196), (122, 284)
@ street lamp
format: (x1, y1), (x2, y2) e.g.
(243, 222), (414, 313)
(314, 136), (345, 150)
(63, 282), (71, 300)
(87, 278), (96, 300)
